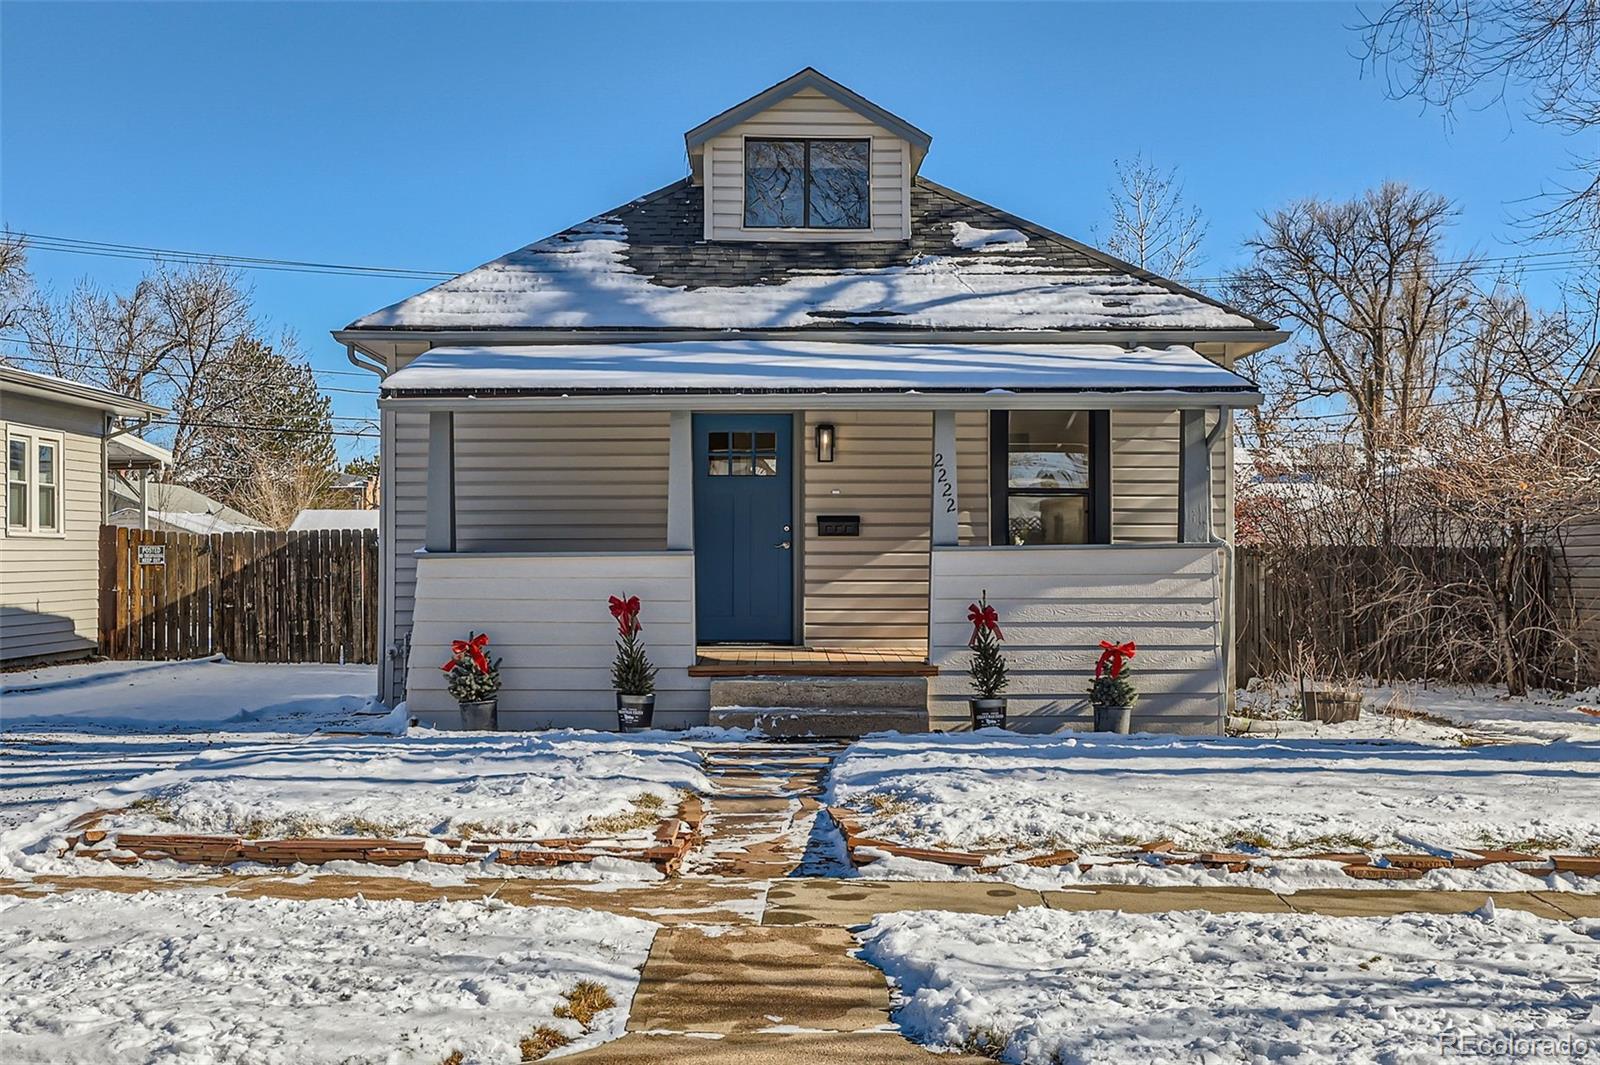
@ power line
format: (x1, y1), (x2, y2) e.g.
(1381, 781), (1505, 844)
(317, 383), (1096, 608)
(0, 334), (379, 379)
(143, 417), (377, 440)
(8, 228), (1595, 288)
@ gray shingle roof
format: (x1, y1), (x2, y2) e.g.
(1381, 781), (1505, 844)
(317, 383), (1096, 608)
(347, 178), (1274, 334)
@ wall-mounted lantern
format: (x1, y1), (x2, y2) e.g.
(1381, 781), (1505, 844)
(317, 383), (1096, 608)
(815, 423), (836, 463)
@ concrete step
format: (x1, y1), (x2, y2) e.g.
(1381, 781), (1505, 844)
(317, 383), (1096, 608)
(708, 706), (928, 739)
(710, 675), (927, 711)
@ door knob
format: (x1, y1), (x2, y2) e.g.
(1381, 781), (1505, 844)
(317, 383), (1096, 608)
(776, 540), (792, 550)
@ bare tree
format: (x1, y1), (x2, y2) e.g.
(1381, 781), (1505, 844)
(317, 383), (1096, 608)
(0, 233), (30, 334)
(1358, 1), (1600, 243)
(1230, 182), (1481, 461)
(1097, 154), (1209, 280)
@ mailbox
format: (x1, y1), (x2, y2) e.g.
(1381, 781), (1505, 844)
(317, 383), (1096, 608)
(816, 515), (861, 537)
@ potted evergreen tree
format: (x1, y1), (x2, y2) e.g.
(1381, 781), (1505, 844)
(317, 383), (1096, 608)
(1089, 639), (1137, 733)
(609, 594), (658, 732)
(440, 631), (501, 730)
(966, 591), (1009, 729)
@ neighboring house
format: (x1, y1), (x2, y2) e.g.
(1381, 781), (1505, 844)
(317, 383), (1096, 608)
(0, 366), (165, 664)
(288, 508), (381, 533)
(336, 69), (1284, 733)
(326, 471), (380, 509)
(1562, 345), (1600, 685)
(106, 475), (271, 535)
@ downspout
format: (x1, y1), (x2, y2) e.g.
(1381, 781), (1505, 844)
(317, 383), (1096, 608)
(344, 344), (397, 703)
(1205, 407), (1235, 727)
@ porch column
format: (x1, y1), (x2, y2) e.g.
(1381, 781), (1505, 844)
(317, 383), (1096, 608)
(138, 469), (150, 530)
(1177, 408), (1211, 543)
(425, 410), (456, 553)
(666, 411), (694, 550)
(931, 410), (959, 546)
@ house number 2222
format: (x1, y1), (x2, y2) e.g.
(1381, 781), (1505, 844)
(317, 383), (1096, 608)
(932, 452), (957, 513)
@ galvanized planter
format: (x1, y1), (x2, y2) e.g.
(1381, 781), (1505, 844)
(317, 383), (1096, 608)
(458, 698), (498, 731)
(969, 697), (1008, 730)
(1092, 703), (1132, 734)
(617, 692), (655, 732)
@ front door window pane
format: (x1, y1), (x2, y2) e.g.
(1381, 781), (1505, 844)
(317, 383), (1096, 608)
(745, 140), (805, 227)
(807, 139), (870, 229)
(707, 428), (780, 477)
(1008, 411), (1089, 490)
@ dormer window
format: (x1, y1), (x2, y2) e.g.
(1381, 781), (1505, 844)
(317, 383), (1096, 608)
(744, 139), (870, 229)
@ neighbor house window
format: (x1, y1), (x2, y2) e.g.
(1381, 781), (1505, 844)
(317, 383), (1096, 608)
(989, 411), (1110, 545)
(6, 428), (64, 534)
(744, 138), (870, 229)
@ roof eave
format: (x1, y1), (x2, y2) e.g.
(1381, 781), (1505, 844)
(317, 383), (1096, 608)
(0, 369), (167, 419)
(335, 326), (1290, 348)
(378, 387), (1262, 413)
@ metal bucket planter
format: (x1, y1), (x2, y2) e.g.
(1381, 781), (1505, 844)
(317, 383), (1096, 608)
(1301, 689), (1362, 724)
(617, 692), (655, 732)
(1092, 703), (1132, 733)
(458, 699), (498, 731)
(969, 697), (1008, 730)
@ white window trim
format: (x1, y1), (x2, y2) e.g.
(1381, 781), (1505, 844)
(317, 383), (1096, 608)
(4, 425), (67, 538)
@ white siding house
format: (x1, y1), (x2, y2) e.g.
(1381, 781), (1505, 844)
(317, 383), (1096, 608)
(337, 68), (1285, 735)
(0, 367), (165, 663)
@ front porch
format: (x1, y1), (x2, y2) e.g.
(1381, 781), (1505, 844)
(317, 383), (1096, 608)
(381, 340), (1259, 734)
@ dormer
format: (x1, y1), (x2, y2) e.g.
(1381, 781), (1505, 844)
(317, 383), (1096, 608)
(685, 68), (931, 243)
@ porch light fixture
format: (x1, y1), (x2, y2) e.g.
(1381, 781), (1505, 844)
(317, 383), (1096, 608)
(815, 423), (836, 463)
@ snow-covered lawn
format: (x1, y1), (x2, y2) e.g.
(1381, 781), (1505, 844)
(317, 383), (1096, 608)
(829, 731), (1599, 887)
(0, 656), (382, 734)
(857, 905), (1600, 1064)
(0, 889), (656, 1064)
(2, 730), (713, 879)
(1235, 679), (1600, 745)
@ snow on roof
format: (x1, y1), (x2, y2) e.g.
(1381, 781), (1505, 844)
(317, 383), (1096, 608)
(348, 181), (1268, 333)
(381, 341), (1259, 400)
(0, 364), (166, 418)
(149, 510), (259, 535)
(288, 509), (380, 532)
(950, 222), (1028, 252)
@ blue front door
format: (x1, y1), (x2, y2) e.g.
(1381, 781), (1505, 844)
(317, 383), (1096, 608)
(694, 414), (794, 643)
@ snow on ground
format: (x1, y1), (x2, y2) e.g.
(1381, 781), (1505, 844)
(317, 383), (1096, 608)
(829, 731), (1599, 875)
(856, 905), (1600, 1065)
(1236, 678), (1600, 745)
(0, 656), (382, 734)
(2, 729), (713, 878)
(0, 889), (656, 1064)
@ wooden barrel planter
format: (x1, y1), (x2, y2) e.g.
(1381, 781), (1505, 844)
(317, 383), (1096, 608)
(1301, 689), (1362, 724)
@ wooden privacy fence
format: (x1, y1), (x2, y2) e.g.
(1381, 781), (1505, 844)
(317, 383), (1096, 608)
(1232, 545), (1558, 684)
(99, 526), (379, 663)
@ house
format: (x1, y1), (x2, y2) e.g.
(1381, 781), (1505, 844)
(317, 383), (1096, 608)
(336, 68), (1284, 734)
(288, 508), (381, 533)
(326, 470), (380, 510)
(1563, 345), (1600, 685)
(103, 438), (273, 534)
(1, 365), (165, 664)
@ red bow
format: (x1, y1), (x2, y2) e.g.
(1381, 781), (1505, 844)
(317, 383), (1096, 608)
(967, 602), (1004, 646)
(441, 632), (490, 675)
(1095, 640), (1136, 679)
(609, 594), (643, 637)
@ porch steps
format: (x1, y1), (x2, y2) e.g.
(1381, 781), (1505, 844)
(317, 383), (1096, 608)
(708, 676), (928, 738)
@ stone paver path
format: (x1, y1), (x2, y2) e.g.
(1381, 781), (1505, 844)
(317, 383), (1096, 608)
(683, 741), (846, 878)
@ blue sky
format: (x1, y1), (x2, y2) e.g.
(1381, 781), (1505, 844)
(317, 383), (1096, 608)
(2, 1), (1584, 460)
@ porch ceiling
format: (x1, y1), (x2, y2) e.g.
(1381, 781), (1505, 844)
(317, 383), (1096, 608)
(378, 340), (1262, 410)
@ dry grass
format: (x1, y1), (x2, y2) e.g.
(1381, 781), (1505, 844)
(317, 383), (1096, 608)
(554, 980), (616, 1029)
(585, 792), (671, 835)
(437, 1051), (464, 1065)
(960, 1026), (1012, 1060)
(125, 797), (174, 818)
(519, 1026), (572, 1061)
